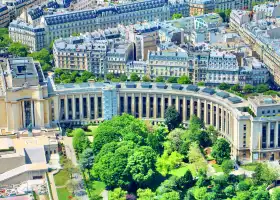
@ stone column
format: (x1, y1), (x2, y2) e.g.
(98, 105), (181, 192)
(117, 93), (120, 115)
(204, 100), (208, 124)
(153, 94), (157, 119)
(216, 105), (220, 129)
(65, 96), (68, 120)
(176, 96), (179, 111)
(132, 93), (135, 116)
(72, 95), (76, 120)
(168, 95), (172, 107)
(146, 93), (150, 118)
(161, 95), (164, 119)
(190, 98), (194, 116)
(12, 102), (20, 130)
(183, 97), (186, 122)
(94, 94), (98, 119)
(197, 98), (201, 119)
(53, 96), (59, 121)
(80, 95), (83, 120)
(275, 122), (279, 147)
(124, 93), (128, 113)
(210, 102), (214, 125)
(45, 100), (50, 126)
(221, 108), (224, 133)
(87, 94), (91, 119)
(139, 93), (142, 118)
(267, 122), (270, 148)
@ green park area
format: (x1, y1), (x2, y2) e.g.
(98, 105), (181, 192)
(67, 106), (280, 200)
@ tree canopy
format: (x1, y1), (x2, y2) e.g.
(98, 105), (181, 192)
(164, 106), (181, 131)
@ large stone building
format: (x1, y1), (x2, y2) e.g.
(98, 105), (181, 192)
(0, 136), (58, 185)
(9, 0), (189, 51)
(0, 57), (279, 162)
(53, 31), (134, 75)
(230, 7), (280, 85)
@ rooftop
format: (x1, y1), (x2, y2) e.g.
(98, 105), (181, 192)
(248, 95), (280, 107)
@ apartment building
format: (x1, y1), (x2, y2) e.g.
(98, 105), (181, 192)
(9, 0), (189, 51)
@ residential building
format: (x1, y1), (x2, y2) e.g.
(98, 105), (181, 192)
(238, 57), (269, 86)
(0, 4), (10, 27)
(53, 31), (134, 75)
(147, 51), (189, 79)
(126, 61), (147, 78)
(230, 8), (280, 85)
(9, 0), (189, 51)
(188, 0), (215, 16)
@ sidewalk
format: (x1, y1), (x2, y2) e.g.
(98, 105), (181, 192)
(48, 170), (59, 200)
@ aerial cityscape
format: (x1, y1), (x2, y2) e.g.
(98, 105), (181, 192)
(2, 0), (280, 199)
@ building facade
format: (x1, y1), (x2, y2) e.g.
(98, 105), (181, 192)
(2, 59), (280, 163)
(9, 0), (189, 51)
(230, 8), (280, 86)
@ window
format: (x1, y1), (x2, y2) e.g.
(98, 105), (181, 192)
(243, 124), (246, 131)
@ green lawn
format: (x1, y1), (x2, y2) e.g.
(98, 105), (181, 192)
(169, 165), (190, 177)
(241, 163), (258, 171)
(54, 169), (69, 186)
(88, 181), (106, 197)
(57, 187), (72, 200)
(212, 164), (223, 173)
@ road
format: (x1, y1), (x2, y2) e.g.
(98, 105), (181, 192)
(63, 137), (89, 200)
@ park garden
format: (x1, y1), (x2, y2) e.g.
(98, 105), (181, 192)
(68, 106), (280, 200)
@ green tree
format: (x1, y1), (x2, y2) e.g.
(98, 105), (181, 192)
(256, 84), (269, 93)
(109, 188), (127, 200)
(72, 128), (91, 154)
(211, 138), (231, 164)
(188, 142), (207, 174)
(79, 148), (94, 177)
(233, 191), (251, 200)
(221, 159), (234, 175)
(142, 75), (151, 82)
(8, 42), (29, 57)
(231, 84), (241, 92)
(175, 170), (194, 190)
(71, 32), (80, 36)
(243, 84), (254, 93)
(160, 191), (180, 200)
(93, 142), (136, 187)
(206, 125), (219, 144)
(28, 48), (50, 64)
(252, 163), (279, 185)
(130, 73), (140, 81)
(126, 146), (157, 185)
(193, 187), (208, 200)
(106, 73), (115, 80)
(156, 151), (184, 176)
(54, 68), (64, 76)
(120, 74), (127, 82)
(167, 77), (177, 83)
(197, 82), (205, 86)
(0, 28), (11, 48)
(164, 106), (181, 131)
(165, 128), (185, 153)
(263, 90), (279, 96)
(218, 83), (230, 90)
(146, 126), (168, 154)
(172, 13), (183, 20)
(224, 185), (235, 197)
(271, 188), (280, 200)
(137, 188), (156, 200)
(177, 75), (192, 84)
(156, 76), (165, 82)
